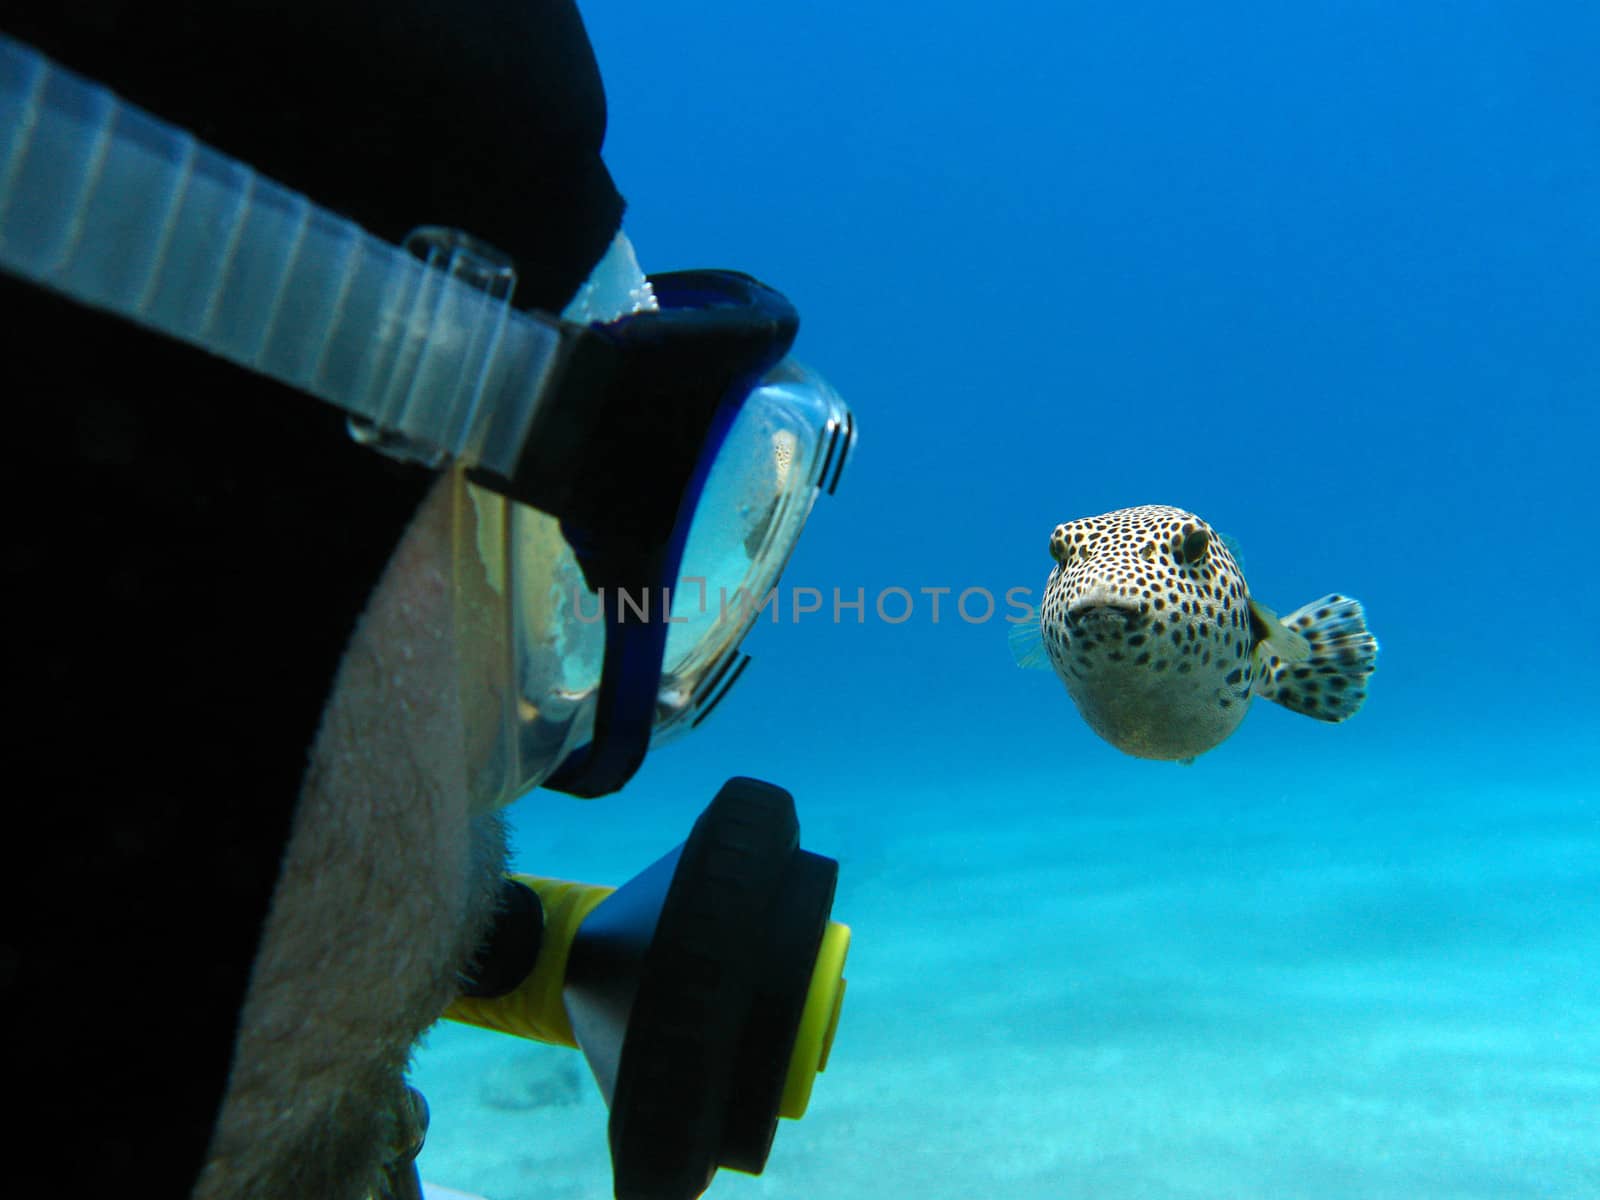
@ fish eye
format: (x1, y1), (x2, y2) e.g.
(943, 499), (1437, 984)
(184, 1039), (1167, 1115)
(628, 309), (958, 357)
(1139, 541), (1156, 562)
(1176, 527), (1210, 565)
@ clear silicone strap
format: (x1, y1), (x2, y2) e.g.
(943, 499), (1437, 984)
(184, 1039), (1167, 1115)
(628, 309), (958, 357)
(0, 34), (562, 475)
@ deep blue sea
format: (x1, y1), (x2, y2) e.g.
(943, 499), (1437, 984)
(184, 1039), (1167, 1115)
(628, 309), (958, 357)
(414, 4), (1600, 1196)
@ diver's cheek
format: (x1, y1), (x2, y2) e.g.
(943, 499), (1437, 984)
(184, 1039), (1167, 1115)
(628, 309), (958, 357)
(319, 471), (479, 943)
(200, 476), (485, 1197)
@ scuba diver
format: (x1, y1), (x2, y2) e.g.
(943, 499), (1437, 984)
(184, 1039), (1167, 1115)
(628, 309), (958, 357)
(1, 3), (854, 1198)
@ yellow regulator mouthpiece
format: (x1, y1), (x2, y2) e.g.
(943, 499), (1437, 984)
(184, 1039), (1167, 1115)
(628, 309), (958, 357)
(444, 879), (851, 1114)
(444, 874), (612, 1047)
(444, 778), (847, 1197)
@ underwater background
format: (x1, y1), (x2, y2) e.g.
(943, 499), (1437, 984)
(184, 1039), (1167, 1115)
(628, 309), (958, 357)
(415, 2), (1600, 1196)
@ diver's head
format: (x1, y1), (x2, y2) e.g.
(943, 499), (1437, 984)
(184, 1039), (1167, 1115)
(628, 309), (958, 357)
(1, 35), (855, 808)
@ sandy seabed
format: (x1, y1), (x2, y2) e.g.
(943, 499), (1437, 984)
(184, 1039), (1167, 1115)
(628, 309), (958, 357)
(412, 741), (1600, 1200)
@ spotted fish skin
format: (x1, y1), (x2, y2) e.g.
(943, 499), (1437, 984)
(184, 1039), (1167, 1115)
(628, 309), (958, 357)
(1018, 504), (1378, 761)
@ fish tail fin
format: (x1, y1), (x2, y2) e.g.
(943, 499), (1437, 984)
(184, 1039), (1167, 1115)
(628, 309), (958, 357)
(1007, 611), (1053, 670)
(1253, 593), (1378, 722)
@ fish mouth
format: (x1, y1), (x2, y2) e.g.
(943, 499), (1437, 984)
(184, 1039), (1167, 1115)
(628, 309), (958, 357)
(1066, 599), (1144, 631)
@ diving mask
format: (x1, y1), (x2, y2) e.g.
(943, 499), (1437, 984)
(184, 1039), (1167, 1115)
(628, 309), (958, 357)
(453, 308), (854, 804)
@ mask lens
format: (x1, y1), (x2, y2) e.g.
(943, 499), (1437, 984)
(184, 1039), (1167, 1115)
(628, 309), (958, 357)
(655, 359), (853, 741)
(453, 476), (607, 809)
(506, 500), (606, 783)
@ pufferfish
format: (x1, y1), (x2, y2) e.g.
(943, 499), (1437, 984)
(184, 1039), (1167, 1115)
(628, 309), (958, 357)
(1009, 505), (1378, 762)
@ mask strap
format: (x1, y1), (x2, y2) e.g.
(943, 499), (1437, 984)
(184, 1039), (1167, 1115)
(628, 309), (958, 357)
(0, 35), (569, 480)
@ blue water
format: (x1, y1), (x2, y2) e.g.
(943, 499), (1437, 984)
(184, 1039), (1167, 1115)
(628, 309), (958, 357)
(413, 4), (1600, 1196)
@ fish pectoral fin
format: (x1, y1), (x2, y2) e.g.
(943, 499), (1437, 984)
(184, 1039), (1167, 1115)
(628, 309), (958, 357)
(1252, 593), (1379, 723)
(1220, 531), (1247, 572)
(1248, 597), (1312, 662)
(1007, 614), (1053, 670)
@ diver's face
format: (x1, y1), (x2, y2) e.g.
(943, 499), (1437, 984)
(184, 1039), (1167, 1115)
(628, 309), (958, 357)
(196, 474), (509, 1199)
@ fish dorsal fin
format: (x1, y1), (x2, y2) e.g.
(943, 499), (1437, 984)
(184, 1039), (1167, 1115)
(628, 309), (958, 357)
(1248, 598), (1312, 662)
(1007, 614), (1053, 670)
